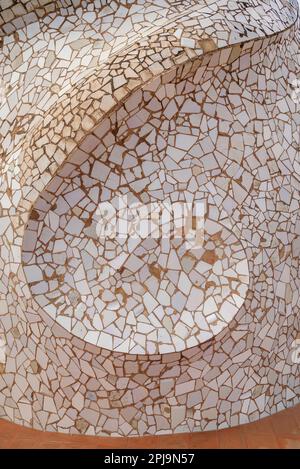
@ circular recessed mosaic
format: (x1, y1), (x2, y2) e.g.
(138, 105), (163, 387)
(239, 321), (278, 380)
(22, 74), (252, 354)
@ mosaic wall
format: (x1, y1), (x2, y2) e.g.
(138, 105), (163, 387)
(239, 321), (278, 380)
(0, 0), (96, 36)
(0, 0), (300, 436)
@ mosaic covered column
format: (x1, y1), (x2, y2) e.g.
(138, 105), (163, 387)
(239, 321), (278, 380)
(0, 0), (299, 436)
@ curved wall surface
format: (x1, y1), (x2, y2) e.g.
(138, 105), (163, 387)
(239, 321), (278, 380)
(0, 0), (300, 436)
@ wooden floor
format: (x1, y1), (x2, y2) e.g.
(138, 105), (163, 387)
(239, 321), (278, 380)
(0, 404), (300, 449)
